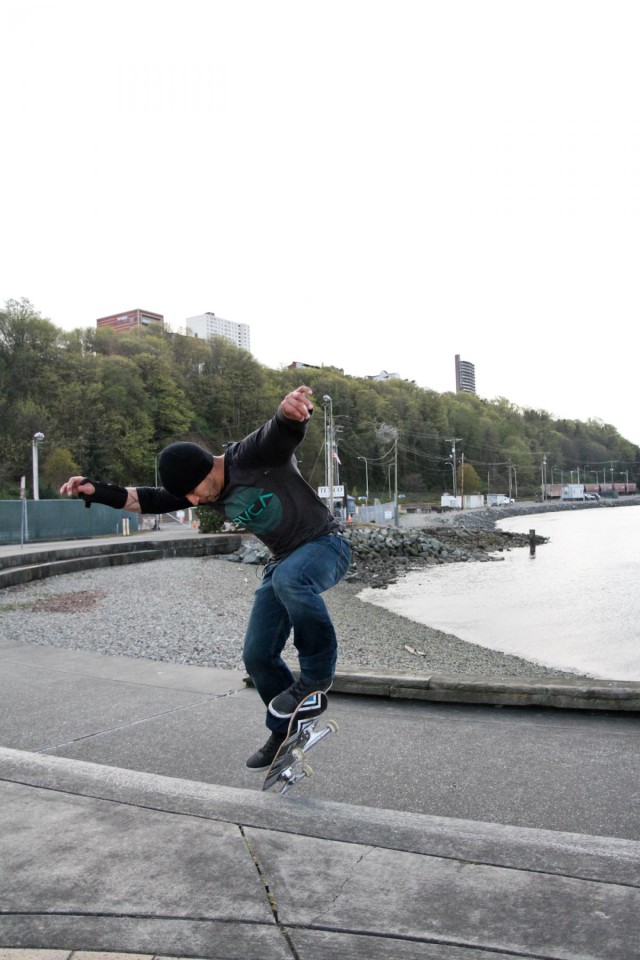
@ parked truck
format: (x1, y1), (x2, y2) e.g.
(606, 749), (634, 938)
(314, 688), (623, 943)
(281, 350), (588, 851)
(560, 484), (586, 501)
(486, 493), (513, 506)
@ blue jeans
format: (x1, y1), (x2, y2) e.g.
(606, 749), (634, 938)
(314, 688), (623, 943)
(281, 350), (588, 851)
(243, 533), (352, 733)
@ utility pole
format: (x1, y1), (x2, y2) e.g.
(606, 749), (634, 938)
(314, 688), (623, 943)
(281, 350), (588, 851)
(333, 425), (343, 486)
(394, 433), (399, 527)
(445, 437), (462, 500)
(357, 457), (369, 502)
(323, 396), (334, 515)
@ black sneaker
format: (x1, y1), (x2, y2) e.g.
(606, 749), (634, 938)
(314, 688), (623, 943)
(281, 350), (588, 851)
(268, 677), (332, 720)
(245, 731), (287, 771)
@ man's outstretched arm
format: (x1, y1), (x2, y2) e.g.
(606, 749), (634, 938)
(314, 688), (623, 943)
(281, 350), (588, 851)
(60, 477), (143, 512)
(60, 478), (190, 514)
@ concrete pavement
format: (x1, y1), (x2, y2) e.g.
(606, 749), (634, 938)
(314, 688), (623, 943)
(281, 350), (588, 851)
(1, 638), (640, 959)
(1, 533), (640, 958)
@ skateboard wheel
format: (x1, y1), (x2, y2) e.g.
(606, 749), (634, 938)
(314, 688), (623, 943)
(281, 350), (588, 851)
(327, 719), (339, 733)
(302, 763), (313, 777)
(292, 747), (305, 762)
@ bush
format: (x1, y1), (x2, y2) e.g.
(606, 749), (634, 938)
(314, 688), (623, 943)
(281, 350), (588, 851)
(195, 505), (227, 533)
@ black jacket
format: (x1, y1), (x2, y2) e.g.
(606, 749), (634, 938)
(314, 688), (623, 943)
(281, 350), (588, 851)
(137, 409), (340, 559)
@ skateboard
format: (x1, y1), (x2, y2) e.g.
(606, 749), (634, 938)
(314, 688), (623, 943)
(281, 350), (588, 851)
(262, 691), (338, 794)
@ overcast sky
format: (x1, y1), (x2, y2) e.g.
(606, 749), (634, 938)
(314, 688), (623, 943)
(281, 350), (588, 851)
(2, 1), (639, 448)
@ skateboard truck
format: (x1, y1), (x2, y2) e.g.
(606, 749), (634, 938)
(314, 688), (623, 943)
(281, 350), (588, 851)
(262, 691), (338, 794)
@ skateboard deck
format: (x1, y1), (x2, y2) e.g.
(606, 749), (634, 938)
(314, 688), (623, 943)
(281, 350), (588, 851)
(262, 691), (338, 794)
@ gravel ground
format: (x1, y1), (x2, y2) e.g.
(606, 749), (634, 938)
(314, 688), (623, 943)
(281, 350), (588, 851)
(1, 550), (587, 679)
(6, 498), (635, 679)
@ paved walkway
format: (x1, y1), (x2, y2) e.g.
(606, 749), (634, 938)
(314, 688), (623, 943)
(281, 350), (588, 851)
(0, 952), (184, 959)
(1, 535), (640, 959)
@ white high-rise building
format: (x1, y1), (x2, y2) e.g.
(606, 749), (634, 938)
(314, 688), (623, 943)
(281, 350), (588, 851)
(455, 354), (476, 394)
(186, 312), (251, 352)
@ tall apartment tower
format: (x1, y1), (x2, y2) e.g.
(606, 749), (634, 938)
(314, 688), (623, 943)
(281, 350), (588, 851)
(186, 312), (251, 352)
(96, 309), (164, 333)
(455, 354), (476, 394)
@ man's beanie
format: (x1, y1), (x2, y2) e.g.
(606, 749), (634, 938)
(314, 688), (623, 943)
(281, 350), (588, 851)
(158, 442), (214, 496)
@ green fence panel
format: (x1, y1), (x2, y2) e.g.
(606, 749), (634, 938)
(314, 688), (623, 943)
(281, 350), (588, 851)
(0, 500), (139, 545)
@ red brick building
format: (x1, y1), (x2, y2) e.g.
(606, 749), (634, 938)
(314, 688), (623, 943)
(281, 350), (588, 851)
(96, 309), (164, 333)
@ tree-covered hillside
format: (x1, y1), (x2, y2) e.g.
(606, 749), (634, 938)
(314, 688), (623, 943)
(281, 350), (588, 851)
(1, 298), (637, 500)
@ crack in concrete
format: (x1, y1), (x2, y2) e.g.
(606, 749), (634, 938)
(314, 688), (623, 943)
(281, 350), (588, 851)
(238, 824), (300, 960)
(310, 845), (375, 925)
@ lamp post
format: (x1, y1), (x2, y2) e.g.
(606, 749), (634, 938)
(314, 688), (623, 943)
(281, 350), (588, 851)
(445, 461), (454, 490)
(357, 456), (369, 503)
(451, 445), (457, 499)
(32, 432), (45, 500)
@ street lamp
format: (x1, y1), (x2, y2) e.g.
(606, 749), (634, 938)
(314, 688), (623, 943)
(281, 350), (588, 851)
(357, 456), (369, 502)
(510, 464), (518, 498)
(32, 432), (45, 500)
(444, 461), (454, 489)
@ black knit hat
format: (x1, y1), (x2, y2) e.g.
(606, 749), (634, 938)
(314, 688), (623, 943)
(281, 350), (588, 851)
(158, 442), (214, 496)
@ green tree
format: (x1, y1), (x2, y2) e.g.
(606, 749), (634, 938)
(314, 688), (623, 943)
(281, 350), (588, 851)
(459, 461), (481, 494)
(1, 298), (638, 500)
(41, 448), (79, 494)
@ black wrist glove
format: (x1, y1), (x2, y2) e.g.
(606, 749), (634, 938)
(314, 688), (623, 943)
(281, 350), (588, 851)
(79, 478), (128, 510)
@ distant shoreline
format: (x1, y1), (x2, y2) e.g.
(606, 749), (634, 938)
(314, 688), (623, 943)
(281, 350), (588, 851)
(400, 494), (640, 534)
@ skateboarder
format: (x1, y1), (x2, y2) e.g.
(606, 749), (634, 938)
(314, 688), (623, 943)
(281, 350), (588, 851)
(60, 386), (352, 770)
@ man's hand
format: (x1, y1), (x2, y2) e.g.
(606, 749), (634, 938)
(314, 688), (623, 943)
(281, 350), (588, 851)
(280, 385), (314, 421)
(60, 476), (95, 498)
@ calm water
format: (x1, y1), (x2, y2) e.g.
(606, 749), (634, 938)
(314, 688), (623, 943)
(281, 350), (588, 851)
(359, 505), (640, 680)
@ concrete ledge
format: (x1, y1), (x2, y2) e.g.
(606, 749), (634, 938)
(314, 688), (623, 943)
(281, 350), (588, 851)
(0, 549), (163, 587)
(330, 667), (640, 712)
(0, 534), (242, 589)
(3, 747), (640, 885)
(5, 748), (640, 958)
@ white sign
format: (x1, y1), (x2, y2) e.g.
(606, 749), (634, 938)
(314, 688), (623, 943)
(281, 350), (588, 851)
(318, 485), (345, 498)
